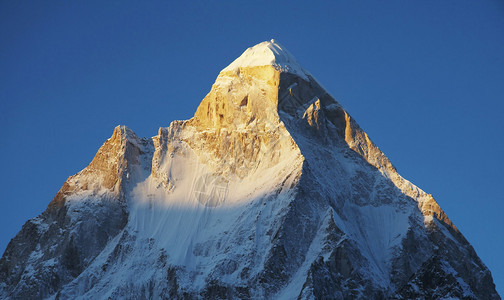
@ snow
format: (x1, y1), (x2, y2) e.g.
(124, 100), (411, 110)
(281, 129), (414, 290)
(276, 208), (340, 299)
(441, 261), (476, 298)
(222, 39), (311, 80)
(51, 123), (304, 297)
(127, 127), (304, 273)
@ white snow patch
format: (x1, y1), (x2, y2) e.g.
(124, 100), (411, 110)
(441, 261), (476, 298)
(222, 39), (311, 80)
(276, 209), (338, 299)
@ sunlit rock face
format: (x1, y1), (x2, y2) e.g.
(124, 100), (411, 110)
(0, 40), (499, 299)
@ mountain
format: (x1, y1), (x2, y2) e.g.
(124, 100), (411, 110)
(0, 40), (499, 299)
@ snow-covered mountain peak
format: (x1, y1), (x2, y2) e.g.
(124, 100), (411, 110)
(1, 41), (499, 300)
(222, 39), (310, 80)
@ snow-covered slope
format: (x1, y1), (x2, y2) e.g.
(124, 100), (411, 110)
(0, 40), (499, 299)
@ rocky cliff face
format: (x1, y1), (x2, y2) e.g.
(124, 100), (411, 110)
(1, 40), (499, 299)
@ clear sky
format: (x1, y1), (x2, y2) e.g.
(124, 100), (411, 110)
(1, 0), (503, 295)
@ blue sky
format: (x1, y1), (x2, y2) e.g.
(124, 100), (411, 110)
(1, 0), (503, 295)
